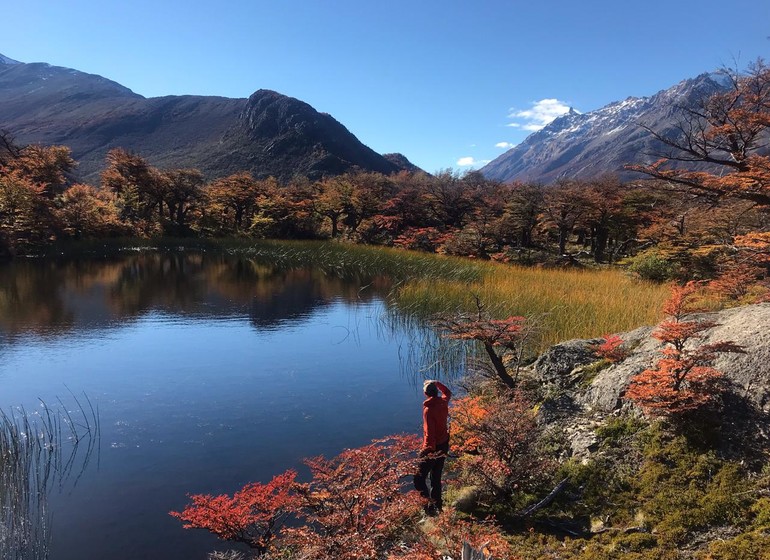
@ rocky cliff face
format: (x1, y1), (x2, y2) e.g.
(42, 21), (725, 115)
(529, 303), (770, 457)
(382, 152), (424, 174)
(481, 73), (731, 184)
(0, 55), (398, 183)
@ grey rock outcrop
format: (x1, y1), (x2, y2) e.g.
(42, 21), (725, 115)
(533, 339), (601, 389)
(585, 304), (770, 413)
(534, 303), (770, 414)
(530, 303), (770, 459)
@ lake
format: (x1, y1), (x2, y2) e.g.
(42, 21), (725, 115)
(0, 250), (446, 559)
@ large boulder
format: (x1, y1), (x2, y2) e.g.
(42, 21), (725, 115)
(574, 303), (770, 413)
(532, 339), (601, 388)
(528, 303), (770, 461)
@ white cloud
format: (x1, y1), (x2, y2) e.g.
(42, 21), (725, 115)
(456, 157), (491, 168)
(495, 142), (514, 149)
(507, 98), (573, 131)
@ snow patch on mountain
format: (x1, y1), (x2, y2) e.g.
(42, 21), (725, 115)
(0, 54), (21, 65)
(480, 73), (730, 184)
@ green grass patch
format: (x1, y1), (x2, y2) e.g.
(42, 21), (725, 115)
(595, 416), (647, 444)
(497, 420), (766, 559)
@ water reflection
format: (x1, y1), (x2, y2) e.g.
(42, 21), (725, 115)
(0, 252), (395, 340)
(0, 250), (464, 560)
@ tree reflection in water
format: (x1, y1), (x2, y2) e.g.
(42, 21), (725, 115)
(0, 249), (469, 559)
(0, 251), (395, 338)
(0, 250), (468, 383)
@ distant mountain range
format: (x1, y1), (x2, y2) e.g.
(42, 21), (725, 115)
(481, 73), (732, 184)
(0, 54), (419, 183)
(1, 53), (738, 186)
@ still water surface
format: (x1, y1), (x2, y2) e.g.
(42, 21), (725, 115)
(0, 251), (440, 559)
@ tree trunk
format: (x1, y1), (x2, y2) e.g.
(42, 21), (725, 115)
(558, 226), (569, 255)
(593, 226), (609, 263)
(483, 342), (516, 389)
(520, 227), (532, 248)
(330, 214), (339, 238)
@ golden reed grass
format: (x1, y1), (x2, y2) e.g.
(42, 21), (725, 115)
(393, 260), (669, 351)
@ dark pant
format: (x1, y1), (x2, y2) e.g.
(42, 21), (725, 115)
(413, 440), (449, 511)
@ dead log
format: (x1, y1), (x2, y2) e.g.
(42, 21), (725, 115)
(517, 477), (569, 517)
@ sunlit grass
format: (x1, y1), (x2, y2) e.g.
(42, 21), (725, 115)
(395, 263), (669, 350)
(229, 241), (669, 350)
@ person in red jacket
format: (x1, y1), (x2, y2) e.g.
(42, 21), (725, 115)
(414, 379), (451, 514)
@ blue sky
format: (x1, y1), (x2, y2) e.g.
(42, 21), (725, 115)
(3, 0), (769, 173)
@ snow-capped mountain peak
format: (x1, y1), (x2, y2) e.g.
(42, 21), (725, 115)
(481, 73), (730, 184)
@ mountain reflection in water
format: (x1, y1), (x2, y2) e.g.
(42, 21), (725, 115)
(0, 251), (396, 338)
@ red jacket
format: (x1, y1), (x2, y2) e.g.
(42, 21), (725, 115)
(422, 381), (451, 452)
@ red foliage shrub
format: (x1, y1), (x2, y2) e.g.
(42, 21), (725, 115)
(393, 227), (452, 252)
(287, 434), (425, 560)
(172, 435), (429, 559)
(169, 470), (298, 552)
(709, 263), (766, 301)
(451, 391), (548, 502)
(624, 282), (743, 417)
(591, 333), (628, 362)
(423, 507), (515, 560)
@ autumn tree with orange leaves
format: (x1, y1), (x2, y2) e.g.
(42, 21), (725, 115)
(55, 184), (127, 239)
(628, 61), (770, 209)
(434, 299), (528, 389)
(0, 132), (77, 254)
(451, 391), (547, 503)
(624, 282), (743, 417)
(0, 171), (55, 255)
(628, 61), (770, 288)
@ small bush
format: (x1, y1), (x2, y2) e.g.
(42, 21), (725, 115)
(451, 391), (550, 508)
(700, 532), (770, 560)
(750, 497), (770, 529)
(590, 334), (629, 363)
(636, 434), (751, 546)
(596, 416), (646, 445)
(612, 532), (658, 552)
(626, 251), (679, 282)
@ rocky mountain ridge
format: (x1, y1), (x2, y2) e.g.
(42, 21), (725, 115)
(0, 54), (405, 183)
(481, 73), (732, 184)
